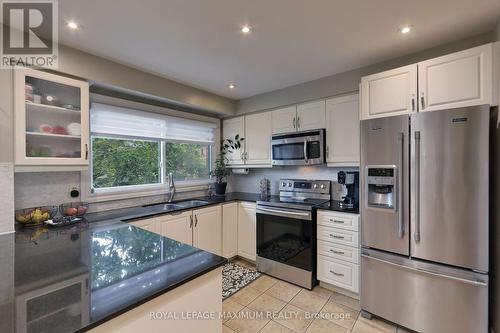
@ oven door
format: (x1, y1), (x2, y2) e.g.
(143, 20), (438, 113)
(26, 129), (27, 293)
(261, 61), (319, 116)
(256, 206), (314, 271)
(272, 130), (324, 166)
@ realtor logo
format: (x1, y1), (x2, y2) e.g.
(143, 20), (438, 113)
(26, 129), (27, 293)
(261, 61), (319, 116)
(1, 0), (58, 68)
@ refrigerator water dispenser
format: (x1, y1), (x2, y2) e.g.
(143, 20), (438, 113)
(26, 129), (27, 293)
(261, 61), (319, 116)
(365, 167), (396, 210)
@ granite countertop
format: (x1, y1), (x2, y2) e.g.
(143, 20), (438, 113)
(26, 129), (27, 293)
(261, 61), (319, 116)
(0, 192), (263, 333)
(85, 192), (262, 224)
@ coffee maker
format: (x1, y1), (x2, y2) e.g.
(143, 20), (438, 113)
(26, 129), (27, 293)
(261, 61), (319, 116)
(337, 171), (359, 210)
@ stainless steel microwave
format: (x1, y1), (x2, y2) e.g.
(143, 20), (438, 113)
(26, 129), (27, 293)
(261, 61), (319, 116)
(271, 129), (325, 166)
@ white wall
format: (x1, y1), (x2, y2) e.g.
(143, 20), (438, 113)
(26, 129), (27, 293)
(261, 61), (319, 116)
(0, 69), (14, 234)
(57, 44), (236, 115)
(236, 32), (494, 115)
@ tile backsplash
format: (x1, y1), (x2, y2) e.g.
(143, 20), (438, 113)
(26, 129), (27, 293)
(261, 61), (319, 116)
(14, 171), (207, 213)
(14, 172), (81, 210)
(227, 165), (359, 200)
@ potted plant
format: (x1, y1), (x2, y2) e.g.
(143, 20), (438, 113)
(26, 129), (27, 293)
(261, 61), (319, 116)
(211, 134), (244, 195)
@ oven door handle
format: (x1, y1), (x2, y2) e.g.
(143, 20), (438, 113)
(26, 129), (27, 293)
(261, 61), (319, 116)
(256, 207), (312, 221)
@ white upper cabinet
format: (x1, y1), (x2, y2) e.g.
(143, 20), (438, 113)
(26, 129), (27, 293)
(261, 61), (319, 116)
(418, 43), (494, 112)
(325, 94), (360, 166)
(271, 102), (325, 134)
(14, 68), (90, 169)
(222, 116), (245, 165)
(360, 64), (417, 120)
(244, 112), (272, 165)
(296, 100), (326, 131)
(193, 205), (222, 255)
(271, 106), (297, 134)
(360, 43), (497, 120)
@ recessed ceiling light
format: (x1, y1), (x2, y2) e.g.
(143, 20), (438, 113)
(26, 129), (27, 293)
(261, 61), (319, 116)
(67, 21), (79, 29)
(228, 84), (236, 89)
(400, 26), (412, 34)
(241, 25), (251, 34)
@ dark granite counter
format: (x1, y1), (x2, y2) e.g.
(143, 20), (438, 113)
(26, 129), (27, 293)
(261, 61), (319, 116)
(0, 192), (265, 332)
(6, 218), (226, 333)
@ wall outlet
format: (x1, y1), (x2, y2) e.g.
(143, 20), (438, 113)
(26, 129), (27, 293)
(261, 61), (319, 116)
(69, 185), (80, 198)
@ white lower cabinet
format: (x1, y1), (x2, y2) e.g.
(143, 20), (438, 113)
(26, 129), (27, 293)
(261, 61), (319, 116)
(238, 202), (256, 261)
(317, 210), (360, 294)
(317, 256), (359, 292)
(222, 202), (238, 258)
(157, 211), (193, 245)
(129, 217), (158, 233)
(131, 205), (222, 256)
(193, 205), (222, 256)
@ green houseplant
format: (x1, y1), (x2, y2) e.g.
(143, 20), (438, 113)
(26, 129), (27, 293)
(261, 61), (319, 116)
(211, 134), (244, 195)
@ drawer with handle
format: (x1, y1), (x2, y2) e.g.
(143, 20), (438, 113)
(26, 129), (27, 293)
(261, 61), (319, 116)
(317, 225), (359, 248)
(317, 240), (359, 264)
(317, 255), (359, 293)
(317, 210), (359, 231)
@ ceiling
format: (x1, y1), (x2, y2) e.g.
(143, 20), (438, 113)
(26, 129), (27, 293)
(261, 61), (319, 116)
(58, 0), (500, 100)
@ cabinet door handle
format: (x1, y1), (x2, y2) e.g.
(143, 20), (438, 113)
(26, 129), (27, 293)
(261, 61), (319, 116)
(293, 117), (296, 129)
(85, 144), (88, 160)
(330, 219), (344, 224)
(411, 97), (415, 111)
(420, 95), (425, 110)
(189, 215), (193, 228)
(195, 215), (198, 227)
(330, 270), (344, 277)
(297, 117), (300, 129)
(331, 235), (345, 239)
(330, 249), (345, 255)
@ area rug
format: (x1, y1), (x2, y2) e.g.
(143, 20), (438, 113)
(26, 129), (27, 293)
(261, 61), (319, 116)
(222, 262), (261, 299)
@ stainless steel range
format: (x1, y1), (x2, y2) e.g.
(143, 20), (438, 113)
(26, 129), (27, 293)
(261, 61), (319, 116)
(256, 179), (331, 289)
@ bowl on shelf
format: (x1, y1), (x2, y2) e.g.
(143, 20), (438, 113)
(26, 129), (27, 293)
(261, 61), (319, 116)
(59, 202), (89, 217)
(15, 206), (58, 226)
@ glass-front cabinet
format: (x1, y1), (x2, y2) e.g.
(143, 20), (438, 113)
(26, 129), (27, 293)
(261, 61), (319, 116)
(14, 68), (89, 168)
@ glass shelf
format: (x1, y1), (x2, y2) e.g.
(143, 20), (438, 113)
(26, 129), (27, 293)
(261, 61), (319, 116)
(16, 68), (89, 166)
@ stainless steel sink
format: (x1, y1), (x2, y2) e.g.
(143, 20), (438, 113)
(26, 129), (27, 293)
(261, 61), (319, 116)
(176, 200), (209, 208)
(143, 203), (183, 211)
(161, 204), (183, 210)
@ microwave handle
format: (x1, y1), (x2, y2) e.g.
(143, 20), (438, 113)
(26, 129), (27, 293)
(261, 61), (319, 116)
(303, 141), (308, 163)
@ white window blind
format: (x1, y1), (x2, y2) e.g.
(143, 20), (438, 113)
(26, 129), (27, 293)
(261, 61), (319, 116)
(91, 103), (217, 143)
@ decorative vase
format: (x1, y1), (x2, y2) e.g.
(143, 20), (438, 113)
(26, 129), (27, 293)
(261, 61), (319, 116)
(214, 182), (227, 195)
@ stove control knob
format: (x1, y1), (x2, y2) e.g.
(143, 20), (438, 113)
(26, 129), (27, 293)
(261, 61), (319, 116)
(320, 184), (326, 189)
(281, 182), (286, 187)
(288, 182), (293, 187)
(313, 184), (318, 189)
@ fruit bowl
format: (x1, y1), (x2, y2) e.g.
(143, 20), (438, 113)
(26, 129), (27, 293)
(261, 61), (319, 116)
(15, 206), (58, 225)
(59, 202), (89, 217)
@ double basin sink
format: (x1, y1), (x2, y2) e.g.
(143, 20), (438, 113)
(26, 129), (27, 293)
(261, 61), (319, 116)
(143, 200), (210, 212)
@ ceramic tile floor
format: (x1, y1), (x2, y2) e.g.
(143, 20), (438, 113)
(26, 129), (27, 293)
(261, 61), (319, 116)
(224, 259), (414, 333)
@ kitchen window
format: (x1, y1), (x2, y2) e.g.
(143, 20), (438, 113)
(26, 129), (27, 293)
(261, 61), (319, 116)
(88, 103), (216, 197)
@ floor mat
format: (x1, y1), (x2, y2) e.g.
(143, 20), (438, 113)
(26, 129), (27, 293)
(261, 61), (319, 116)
(222, 262), (261, 299)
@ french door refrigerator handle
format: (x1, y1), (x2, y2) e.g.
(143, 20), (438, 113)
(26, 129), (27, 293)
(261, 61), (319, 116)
(414, 131), (421, 242)
(362, 254), (487, 287)
(398, 132), (404, 238)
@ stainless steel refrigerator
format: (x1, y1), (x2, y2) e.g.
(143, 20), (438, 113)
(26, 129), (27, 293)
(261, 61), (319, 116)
(360, 105), (490, 333)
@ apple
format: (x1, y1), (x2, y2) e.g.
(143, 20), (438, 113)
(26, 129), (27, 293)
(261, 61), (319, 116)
(65, 207), (78, 216)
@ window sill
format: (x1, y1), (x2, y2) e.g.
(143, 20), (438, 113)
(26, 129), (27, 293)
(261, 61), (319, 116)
(84, 182), (210, 203)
